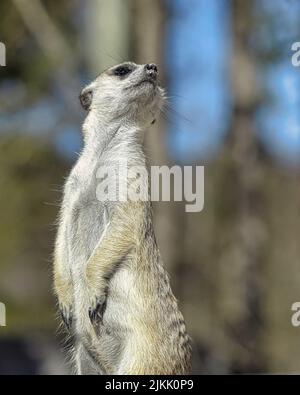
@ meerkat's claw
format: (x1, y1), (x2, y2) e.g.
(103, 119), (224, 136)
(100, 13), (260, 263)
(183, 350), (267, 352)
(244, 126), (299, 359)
(59, 305), (73, 331)
(88, 296), (107, 324)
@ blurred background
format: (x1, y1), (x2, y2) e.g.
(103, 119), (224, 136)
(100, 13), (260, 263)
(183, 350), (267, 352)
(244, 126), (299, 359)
(0, 0), (300, 375)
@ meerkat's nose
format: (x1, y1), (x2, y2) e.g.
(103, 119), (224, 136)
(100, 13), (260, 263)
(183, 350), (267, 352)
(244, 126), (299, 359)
(145, 63), (158, 77)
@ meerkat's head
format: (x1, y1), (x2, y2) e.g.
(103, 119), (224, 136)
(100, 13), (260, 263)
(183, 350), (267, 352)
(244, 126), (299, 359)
(79, 62), (165, 127)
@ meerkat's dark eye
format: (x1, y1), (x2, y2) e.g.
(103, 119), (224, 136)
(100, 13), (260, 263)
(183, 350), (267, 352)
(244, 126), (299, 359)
(114, 66), (132, 77)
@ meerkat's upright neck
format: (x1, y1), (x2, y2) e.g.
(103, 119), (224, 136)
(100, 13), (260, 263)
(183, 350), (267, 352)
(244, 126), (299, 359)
(82, 110), (147, 165)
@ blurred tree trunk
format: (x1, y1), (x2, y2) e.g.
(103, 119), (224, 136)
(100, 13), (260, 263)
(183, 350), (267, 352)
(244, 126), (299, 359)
(214, 0), (267, 372)
(83, 0), (131, 74)
(216, 115), (267, 373)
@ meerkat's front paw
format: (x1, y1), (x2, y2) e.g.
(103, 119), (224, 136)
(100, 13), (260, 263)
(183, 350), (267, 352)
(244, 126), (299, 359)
(88, 293), (107, 324)
(86, 266), (108, 324)
(54, 275), (74, 331)
(59, 303), (73, 331)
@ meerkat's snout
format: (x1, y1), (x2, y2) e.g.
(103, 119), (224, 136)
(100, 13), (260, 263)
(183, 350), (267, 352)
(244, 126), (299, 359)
(140, 63), (158, 87)
(145, 63), (158, 79)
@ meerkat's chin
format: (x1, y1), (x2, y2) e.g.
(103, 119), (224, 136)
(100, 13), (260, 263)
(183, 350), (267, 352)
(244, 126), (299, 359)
(136, 79), (156, 87)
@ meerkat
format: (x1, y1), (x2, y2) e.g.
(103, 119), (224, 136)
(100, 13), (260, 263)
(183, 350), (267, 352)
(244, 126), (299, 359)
(53, 62), (191, 375)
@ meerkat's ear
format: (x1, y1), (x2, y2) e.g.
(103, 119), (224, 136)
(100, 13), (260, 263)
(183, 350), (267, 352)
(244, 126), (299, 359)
(79, 87), (93, 111)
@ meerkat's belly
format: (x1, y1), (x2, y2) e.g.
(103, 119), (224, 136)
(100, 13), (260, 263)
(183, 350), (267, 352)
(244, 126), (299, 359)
(102, 263), (149, 336)
(102, 260), (166, 340)
(103, 264), (136, 325)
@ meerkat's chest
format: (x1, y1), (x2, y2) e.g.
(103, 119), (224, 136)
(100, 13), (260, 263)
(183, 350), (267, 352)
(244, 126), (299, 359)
(64, 161), (109, 265)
